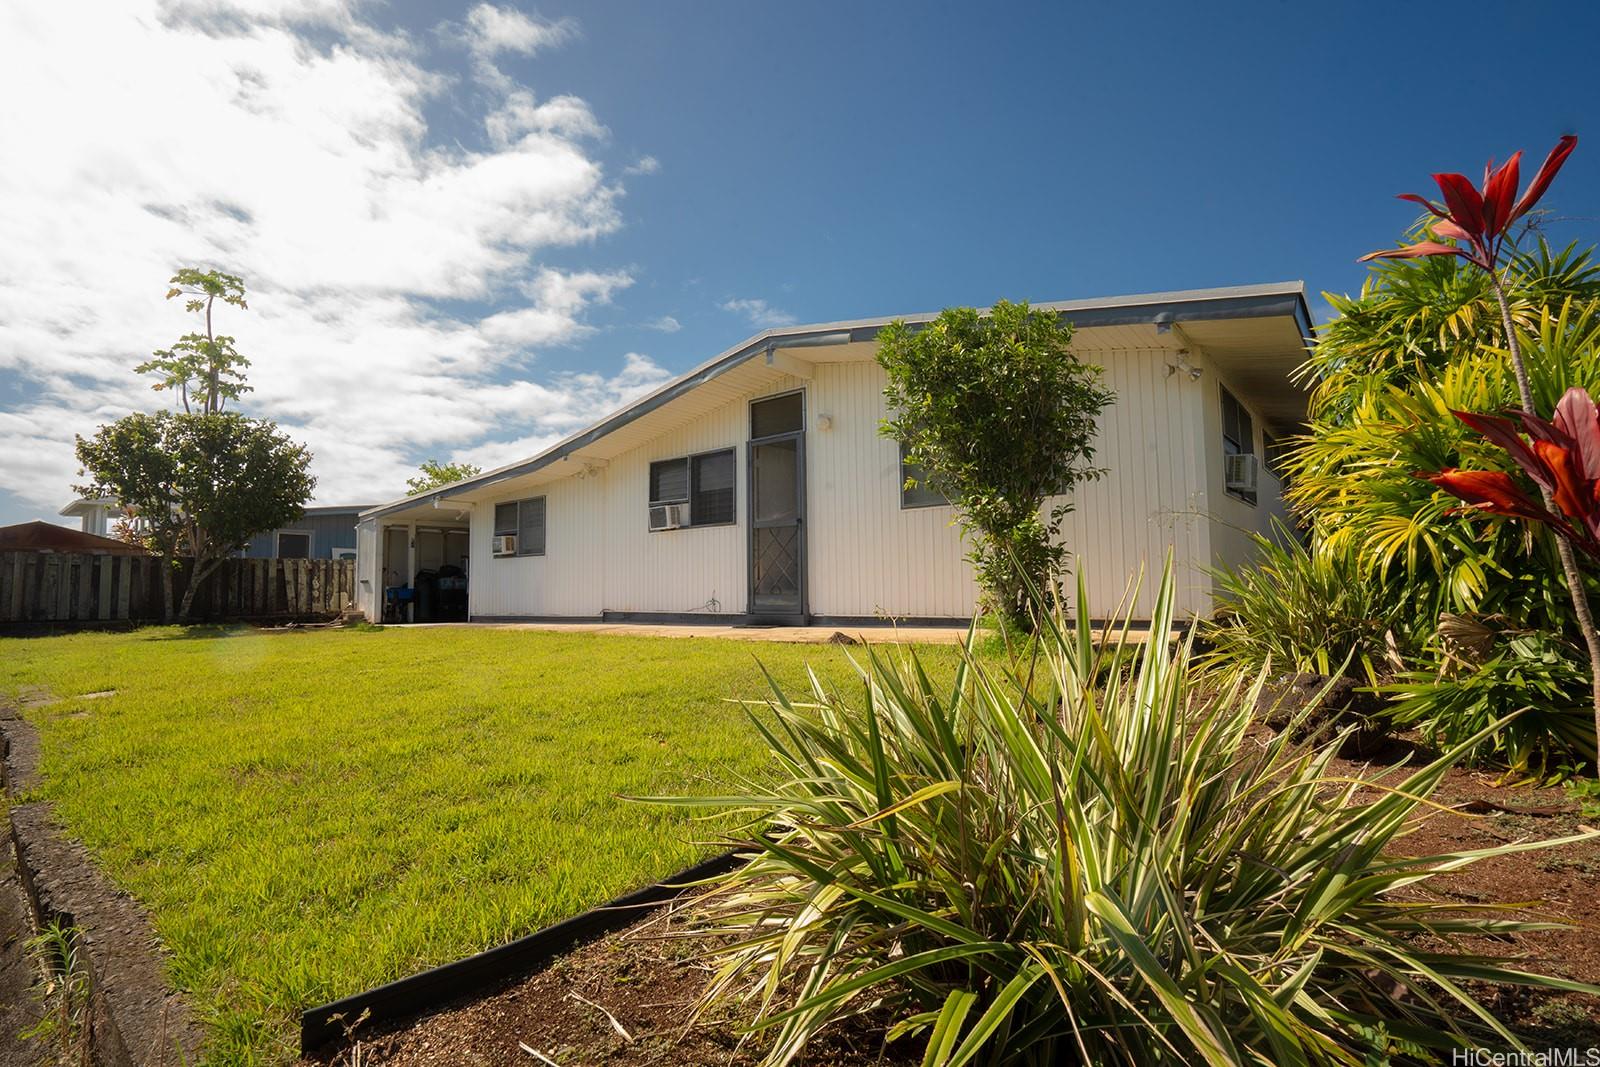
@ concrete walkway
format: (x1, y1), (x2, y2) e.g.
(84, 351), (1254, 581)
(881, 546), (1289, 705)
(395, 620), (974, 644)
(389, 620), (1178, 646)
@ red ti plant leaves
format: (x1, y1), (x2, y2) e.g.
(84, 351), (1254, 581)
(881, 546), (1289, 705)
(1511, 135), (1580, 225)
(1361, 135), (1577, 268)
(1422, 387), (1600, 562)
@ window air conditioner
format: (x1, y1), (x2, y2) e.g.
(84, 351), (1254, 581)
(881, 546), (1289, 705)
(648, 503), (686, 531)
(1224, 453), (1259, 494)
(491, 534), (518, 556)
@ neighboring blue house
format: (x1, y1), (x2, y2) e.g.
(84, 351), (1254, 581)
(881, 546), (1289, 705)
(242, 505), (371, 560)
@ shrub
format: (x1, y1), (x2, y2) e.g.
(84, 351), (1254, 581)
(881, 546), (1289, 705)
(1199, 527), (1401, 687)
(876, 301), (1114, 630)
(1388, 621), (1595, 776)
(659, 568), (1597, 1065)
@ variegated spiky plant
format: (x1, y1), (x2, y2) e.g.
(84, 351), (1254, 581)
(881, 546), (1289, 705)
(655, 567), (1598, 1066)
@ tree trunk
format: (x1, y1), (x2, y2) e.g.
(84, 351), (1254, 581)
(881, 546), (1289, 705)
(177, 554), (233, 621)
(1489, 277), (1600, 763)
(160, 555), (174, 623)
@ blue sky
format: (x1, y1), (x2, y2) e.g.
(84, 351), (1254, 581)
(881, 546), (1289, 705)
(2, 0), (1597, 526)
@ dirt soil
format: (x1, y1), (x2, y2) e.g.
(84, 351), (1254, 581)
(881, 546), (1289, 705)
(302, 899), (918, 1067)
(1329, 739), (1600, 1049)
(303, 735), (1600, 1067)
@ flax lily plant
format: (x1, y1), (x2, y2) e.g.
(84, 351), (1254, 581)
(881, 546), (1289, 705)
(655, 568), (1598, 1066)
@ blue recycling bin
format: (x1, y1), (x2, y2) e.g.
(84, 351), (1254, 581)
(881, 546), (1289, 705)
(384, 585), (414, 622)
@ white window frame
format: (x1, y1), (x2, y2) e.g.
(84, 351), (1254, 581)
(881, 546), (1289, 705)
(275, 529), (314, 559)
(493, 497), (546, 558)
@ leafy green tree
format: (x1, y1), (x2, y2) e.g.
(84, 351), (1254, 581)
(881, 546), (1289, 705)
(135, 269), (252, 414)
(406, 459), (482, 495)
(877, 301), (1113, 629)
(75, 270), (314, 621)
(77, 412), (314, 620)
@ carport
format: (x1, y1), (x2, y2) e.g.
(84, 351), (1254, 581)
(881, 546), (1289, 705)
(355, 497), (470, 623)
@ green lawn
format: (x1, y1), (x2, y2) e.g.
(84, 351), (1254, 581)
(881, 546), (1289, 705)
(0, 625), (961, 1064)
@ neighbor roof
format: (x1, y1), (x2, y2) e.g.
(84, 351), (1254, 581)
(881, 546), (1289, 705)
(0, 521), (150, 555)
(364, 281), (1313, 522)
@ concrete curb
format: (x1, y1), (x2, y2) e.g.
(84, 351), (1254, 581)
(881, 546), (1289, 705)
(1, 703), (205, 1067)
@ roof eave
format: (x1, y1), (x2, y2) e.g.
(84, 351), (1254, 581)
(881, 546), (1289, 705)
(360, 281), (1314, 522)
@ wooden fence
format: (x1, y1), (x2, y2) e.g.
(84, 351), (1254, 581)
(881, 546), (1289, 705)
(0, 552), (357, 626)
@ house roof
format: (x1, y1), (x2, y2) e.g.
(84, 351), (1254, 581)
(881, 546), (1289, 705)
(0, 521), (151, 555)
(364, 281), (1314, 523)
(58, 497), (116, 517)
(60, 499), (371, 518)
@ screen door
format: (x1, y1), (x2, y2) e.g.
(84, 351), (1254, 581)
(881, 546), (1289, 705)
(748, 392), (806, 621)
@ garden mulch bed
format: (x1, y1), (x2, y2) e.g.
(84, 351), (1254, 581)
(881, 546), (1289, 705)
(304, 738), (1600, 1067)
(301, 898), (917, 1067)
(1328, 742), (1600, 1048)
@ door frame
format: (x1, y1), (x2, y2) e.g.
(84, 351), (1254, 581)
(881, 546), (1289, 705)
(746, 389), (808, 625)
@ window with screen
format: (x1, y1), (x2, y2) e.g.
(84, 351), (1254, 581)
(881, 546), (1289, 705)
(1221, 386), (1257, 503)
(649, 457), (689, 506)
(1263, 432), (1293, 481)
(899, 441), (948, 509)
(649, 448), (736, 528)
(492, 498), (545, 557)
(691, 450), (736, 525)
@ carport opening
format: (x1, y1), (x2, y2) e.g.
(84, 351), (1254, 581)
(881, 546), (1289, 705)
(382, 523), (469, 623)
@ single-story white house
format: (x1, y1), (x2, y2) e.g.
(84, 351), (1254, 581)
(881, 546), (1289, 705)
(355, 282), (1313, 625)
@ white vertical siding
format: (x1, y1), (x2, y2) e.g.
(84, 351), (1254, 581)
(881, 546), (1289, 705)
(354, 518), (379, 619)
(600, 373), (807, 615)
(1054, 348), (1213, 620)
(469, 471), (608, 617)
(1197, 348), (1295, 593)
(798, 354), (1212, 621)
(805, 361), (978, 618)
(379, 345), (1276, 624)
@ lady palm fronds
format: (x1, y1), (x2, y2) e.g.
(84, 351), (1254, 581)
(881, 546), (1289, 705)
(658, 568), (1597, 1066)
(1285, 295), (1600, 766)
(1199, 526), (1401, 687)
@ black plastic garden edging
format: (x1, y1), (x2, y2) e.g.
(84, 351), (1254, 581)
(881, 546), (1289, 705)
(299, 849), (744, 1054)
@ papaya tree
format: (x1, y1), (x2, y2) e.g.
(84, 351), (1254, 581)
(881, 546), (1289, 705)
(75, 269), (314, 620)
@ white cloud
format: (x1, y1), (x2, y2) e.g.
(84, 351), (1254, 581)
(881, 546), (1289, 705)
(485, 89), (607, 146)
(459, 3), (575, 58)
(720, 297), (798, 328)
(624, 155), (660, 176)
(480, 269), (633, 346)
(453, 353), (671, 470)
(645, 315), (681, 333)
(0, 1), (659, 514)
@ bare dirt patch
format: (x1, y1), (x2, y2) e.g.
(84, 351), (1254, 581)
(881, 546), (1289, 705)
(1329, 747), (1600, 1048)
(302, 900), (916, 1067)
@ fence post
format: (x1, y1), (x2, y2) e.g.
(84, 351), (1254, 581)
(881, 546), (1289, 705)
(1, 552), (18, 620)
